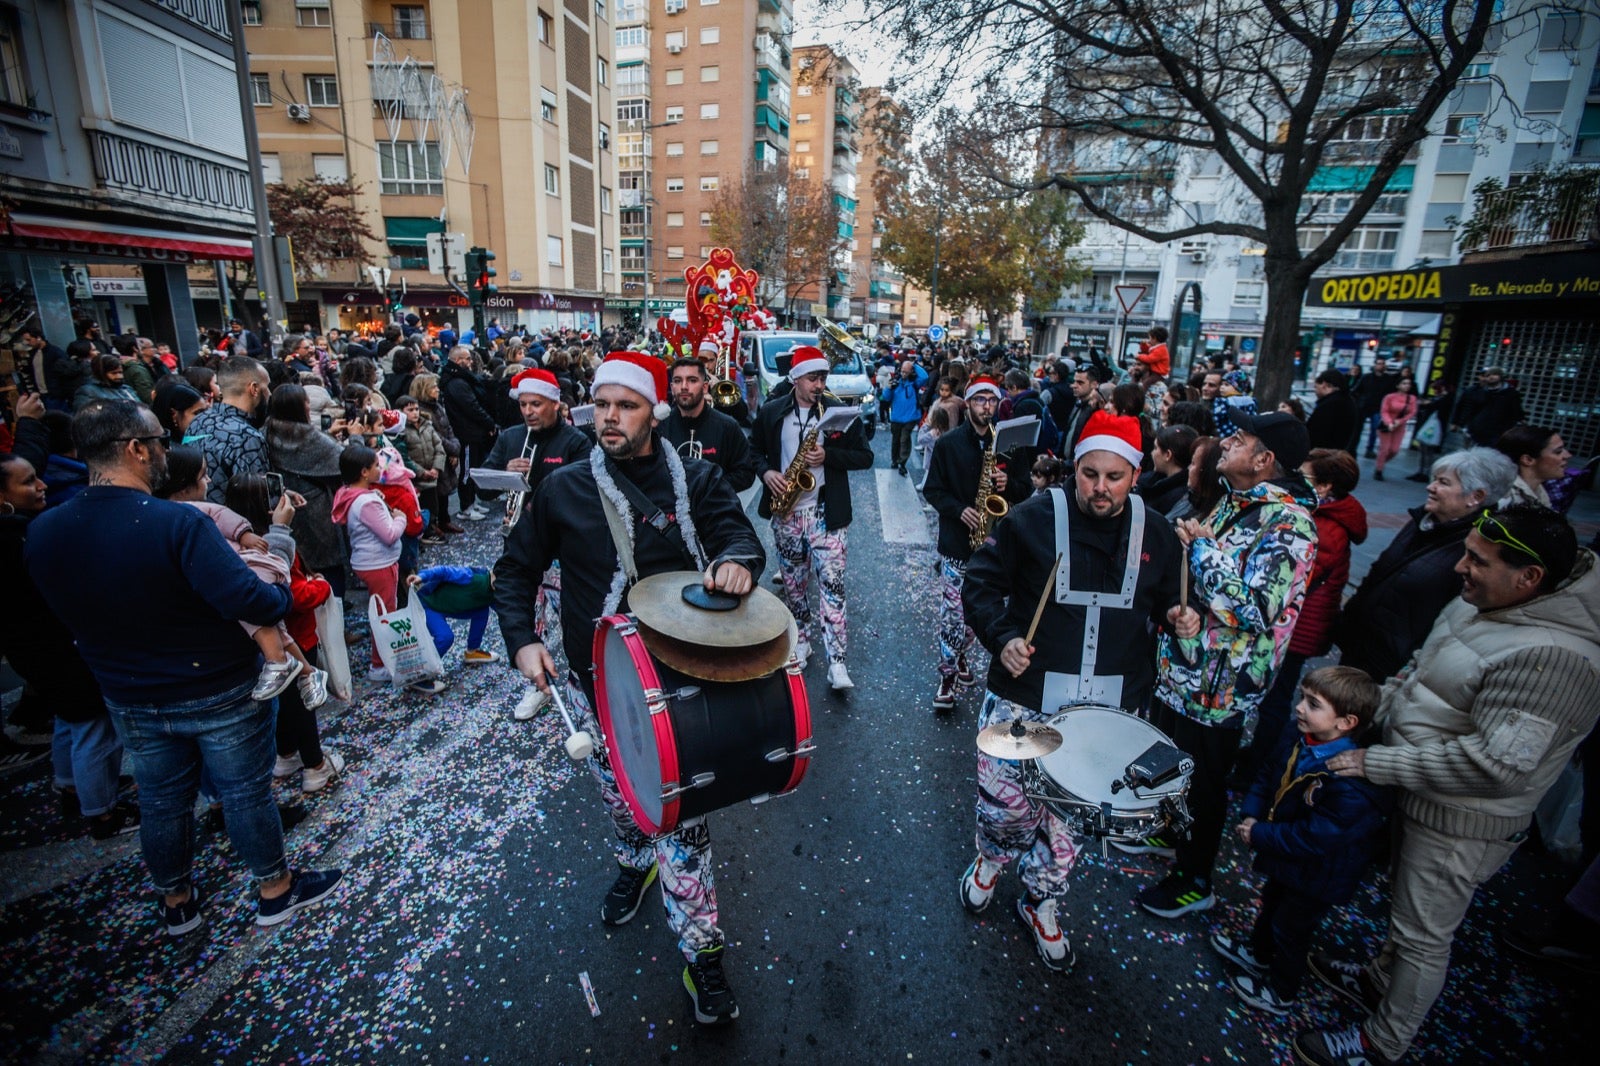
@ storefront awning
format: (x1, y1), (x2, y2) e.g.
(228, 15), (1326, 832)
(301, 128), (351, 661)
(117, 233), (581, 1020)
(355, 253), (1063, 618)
(1307, 252), (1599, 311)
(384, 217), (445, 246)
(6, 214), (255, 260)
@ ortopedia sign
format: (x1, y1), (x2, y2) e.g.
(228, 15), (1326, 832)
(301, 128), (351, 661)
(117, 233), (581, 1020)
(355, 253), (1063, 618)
(1308, 253), (1599, 310)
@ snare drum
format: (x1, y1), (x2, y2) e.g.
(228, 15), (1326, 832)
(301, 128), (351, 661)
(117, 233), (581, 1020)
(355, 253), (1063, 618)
(1024, 704), (1193, 841)
(592, 614), (813, 837)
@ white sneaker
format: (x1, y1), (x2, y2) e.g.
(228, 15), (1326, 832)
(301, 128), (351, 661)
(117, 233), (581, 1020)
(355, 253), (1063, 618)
(461, 504), (491, 521)
(827, 663), (854, 691)
(253, 658), (304, 701)
(296, 667), (330, 710)
(1016, 896), (1074, 973)
(367, 665), (392, 683)
(514, 687), (551, 721)
(959, 854), (1002, 913)
(792, 637), (811, 670)
(273, 752), (304, 778)
(301, 750), (345, 793)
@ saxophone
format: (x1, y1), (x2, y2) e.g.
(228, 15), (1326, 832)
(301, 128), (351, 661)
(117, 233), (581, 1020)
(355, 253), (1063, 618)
(771, 420), (822, 518)
(969, 433), (1009, 550)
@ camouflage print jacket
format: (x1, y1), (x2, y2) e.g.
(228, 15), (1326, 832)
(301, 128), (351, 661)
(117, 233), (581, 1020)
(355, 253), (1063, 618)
(1156, 477), (1317, 730)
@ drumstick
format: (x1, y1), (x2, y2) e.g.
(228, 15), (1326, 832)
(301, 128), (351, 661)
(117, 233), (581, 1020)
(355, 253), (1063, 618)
(1180, 552), (1189, 611)
(1024, 554), (1063, 647)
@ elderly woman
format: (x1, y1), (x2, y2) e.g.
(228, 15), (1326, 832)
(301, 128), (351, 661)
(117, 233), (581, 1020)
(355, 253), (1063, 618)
(1334, 447), (1517, 682)
(1495, 423), (1572, 508)
(265, 383), (350, 596)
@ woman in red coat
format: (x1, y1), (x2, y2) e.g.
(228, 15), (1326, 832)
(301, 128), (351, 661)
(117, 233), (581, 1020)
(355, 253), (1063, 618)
(1235, 448), (1368, 782)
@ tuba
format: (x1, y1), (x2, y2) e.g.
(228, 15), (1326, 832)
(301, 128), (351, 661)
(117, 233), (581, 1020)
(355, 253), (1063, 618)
(710, 339), (744, 409)
(816, 317), (861, 364)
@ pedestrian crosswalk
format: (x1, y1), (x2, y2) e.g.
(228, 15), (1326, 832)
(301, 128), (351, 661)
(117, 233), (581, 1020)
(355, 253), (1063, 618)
(874, 467), (933, 545)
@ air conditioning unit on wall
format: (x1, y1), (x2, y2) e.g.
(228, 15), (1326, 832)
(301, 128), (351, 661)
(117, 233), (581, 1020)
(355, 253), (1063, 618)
(667, 43), (683, 54)
(287, 103), (312, 122)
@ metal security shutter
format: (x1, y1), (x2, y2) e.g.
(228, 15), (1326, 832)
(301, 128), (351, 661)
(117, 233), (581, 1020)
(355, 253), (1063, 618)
(182, 50), (246, 158)
(97, 11), (185, 135)
(1456, 316), (1600, 456)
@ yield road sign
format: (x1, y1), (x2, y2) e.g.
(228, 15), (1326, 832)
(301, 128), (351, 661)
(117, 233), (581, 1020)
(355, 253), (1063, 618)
(1114, 284), (1148, 315)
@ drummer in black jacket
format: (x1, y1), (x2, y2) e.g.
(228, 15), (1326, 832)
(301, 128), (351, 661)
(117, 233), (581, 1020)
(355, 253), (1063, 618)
(749, 346), (874, 691)
(492, 351), (764, 1027)
(920, 375), (1031, 713)
(958, 410), (1184, 975)
(660, 358), (756, 491)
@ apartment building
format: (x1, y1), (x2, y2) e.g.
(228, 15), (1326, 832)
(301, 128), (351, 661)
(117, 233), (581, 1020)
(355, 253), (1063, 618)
(787, 43), (857, 321)
(246, 0), (620, 333)
(850, 85), (906, 328)
(0, 0), (256, 363)
(614, 0), (793, 320)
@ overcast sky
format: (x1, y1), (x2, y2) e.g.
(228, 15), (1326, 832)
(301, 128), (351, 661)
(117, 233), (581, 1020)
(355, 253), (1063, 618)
(793, 0), (900, 90)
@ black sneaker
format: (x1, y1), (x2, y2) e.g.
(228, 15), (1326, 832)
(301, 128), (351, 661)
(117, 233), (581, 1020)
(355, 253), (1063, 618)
(88, 801), (141, 840)
(0, 736), (48, 775)
(601, 862), (658, 926)
(1110, 835), (1177, 858)
(162, 885), (204, 936)
(1293, 1023), (1396, 1066)
(1136, 873), (1215, 919)
(955, 655), (975, 687)
(1502, 920), (1600, 975)
(683, 945), (740, 1025)
(932, 677), (957, 713)
(256, 868), (343, 927)
(1307, 952), (1382, 1011)
(1208, 930), (1266, 976)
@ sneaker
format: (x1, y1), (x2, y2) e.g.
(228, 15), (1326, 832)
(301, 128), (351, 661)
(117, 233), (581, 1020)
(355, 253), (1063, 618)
(420, 532), (446, 546)
(1230, 972), (1295, 1015)
(87, 800), (141, 840)
(1110, 835), (1178, 858)
(296, 667), (330, 711)
(1293, 1023), (1396, 1066)
(273, 752), (305, 778)
(514, 687), (551, 721)
(161, 885), (204, 937)
(252, 658), (304, 701)
(0, 737), (49, 775)
(1016, 896), (1075, 973)
(1137, 873), (1215, 919)
(959, 854), (1002, 914)
(1502, 919), (1600, 975)
(406, 678), (448, 695)
(256, 868), (344, 927)
(1208, 931), (1266, 976)
(955, 654), (975, 687)
(600, 861), (658, 926)
(463, 649), (501, 665)
(682, 945), (740, 1025)
(827, 663), (854, 691)
(460, 504), (492, 521)
(792, 637), (811, 671)
(1307, 952), (1382, 1012)
(932, 676), (958, 713)
(367, 665), (392, 684)
(301, 750), (345, 793)
(441, 521), (467, 535)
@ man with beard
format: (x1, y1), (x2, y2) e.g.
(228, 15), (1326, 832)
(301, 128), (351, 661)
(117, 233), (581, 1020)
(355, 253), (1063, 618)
(25, 400), (342, 934)
(921, 376), (1031, 711)
(751, 346), (875, 690)
(958, 410), (1184, 971)
(660, 358), (756, 492)
(493, 352), (763, 1026)
(185, 355), (272, 504)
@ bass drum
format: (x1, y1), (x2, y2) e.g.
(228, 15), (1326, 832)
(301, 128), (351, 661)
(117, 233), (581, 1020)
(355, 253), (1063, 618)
(592, 614), (813, 837)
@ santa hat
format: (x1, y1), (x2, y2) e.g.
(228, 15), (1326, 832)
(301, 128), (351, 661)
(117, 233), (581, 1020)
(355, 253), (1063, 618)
(593, 350), (672, 419)
(697, 338), (721, 360)
(788, 344), (829, 381)
(1074, 410), (1143, 468)
(508, 367), (562, 402)
(965, 376), (1002, 402)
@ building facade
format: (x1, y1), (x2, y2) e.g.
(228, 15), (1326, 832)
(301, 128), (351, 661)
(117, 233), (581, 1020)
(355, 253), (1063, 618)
(1, 0), (256, 367)
(850, 85), (906, 329)
(788, 43), (857, 322)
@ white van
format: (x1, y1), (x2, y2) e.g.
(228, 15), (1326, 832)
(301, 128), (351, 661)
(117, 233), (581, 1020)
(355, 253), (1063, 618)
(740, 331), (876, 424)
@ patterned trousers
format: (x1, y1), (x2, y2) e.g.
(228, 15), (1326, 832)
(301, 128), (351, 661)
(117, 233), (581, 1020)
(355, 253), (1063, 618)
(974, 691), (1082, 902)
(567, 679), (720, 962)
(772, 507), (849, 664)
(937, 555), (975, 680)
(536, 564), (562, 664)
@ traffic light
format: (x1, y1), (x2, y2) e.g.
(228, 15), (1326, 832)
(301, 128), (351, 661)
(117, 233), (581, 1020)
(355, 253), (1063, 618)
(468, 246), (497, 299)
(386, 288), (403, 314)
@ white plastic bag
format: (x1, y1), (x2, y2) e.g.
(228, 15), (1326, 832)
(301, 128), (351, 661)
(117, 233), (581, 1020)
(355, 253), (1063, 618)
(1536, 758), (1584, 865)
(313, 592), (352, 702)
(368, 594), (444, 687)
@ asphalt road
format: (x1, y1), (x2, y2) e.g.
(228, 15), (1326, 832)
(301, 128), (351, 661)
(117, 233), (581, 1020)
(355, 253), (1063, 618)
(0, 430), (1592, 1064)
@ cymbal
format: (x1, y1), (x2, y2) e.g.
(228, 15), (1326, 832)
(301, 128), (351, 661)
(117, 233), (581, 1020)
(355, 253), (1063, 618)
(639, 618), (798, 683)
(628, 570), (792, 648)
(976, 719), (1064, 760)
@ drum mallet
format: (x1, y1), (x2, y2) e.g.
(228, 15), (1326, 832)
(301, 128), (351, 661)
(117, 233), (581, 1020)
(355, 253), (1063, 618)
(1024, 554), (1065, 647)
(545, 686), (595, 761)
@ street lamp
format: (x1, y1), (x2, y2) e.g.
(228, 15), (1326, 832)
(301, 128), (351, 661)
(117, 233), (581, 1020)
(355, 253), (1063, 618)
(627, 116), (680, 329)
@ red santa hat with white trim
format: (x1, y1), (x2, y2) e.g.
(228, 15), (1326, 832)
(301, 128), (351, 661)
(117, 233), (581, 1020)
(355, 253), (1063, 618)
(593, 350), (672, 420)
(787, 344), (830, 381)
(965, 376), (1002, 402)
(507, 367), (562, 402)
(1074, 410), (1143, 469)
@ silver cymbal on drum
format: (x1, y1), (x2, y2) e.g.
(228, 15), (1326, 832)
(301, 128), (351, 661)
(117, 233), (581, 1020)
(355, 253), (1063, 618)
(627, 570), (792, 649)
(976, 719), (1065, 760)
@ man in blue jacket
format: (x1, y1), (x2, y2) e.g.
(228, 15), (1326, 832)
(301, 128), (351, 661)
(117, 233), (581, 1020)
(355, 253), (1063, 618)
(885, 358), (928, 475)
(26, 401), (342, 936)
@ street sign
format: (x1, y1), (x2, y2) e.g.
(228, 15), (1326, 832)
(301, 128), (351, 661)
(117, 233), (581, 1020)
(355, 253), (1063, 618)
(1113, 284), (1148, 315)
(426, 232), (445, 275)
(928, 324), (946, 342)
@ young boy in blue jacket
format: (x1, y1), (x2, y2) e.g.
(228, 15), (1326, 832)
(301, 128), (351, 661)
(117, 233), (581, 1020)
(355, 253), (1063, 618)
(1209, 665), (1391, 1015)
(407, 566), (500, 665)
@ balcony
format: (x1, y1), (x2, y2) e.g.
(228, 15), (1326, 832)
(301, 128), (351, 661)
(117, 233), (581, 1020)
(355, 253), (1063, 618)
(754, 33), (788, 73)
(1455, 167), (1600, 260)
(87, 128), (254, 223)
(369, 20), (430, 41)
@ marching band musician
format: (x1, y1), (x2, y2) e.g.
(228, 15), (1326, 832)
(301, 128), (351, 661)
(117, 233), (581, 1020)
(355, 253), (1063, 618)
(958, 411), (1186, 973)
(492, 352), (764, 1026)
(750, 345), (874, 691)
(660, 358), (757, 492)
(481, 368), (592, 718)
(920, 376), (1032, 713)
